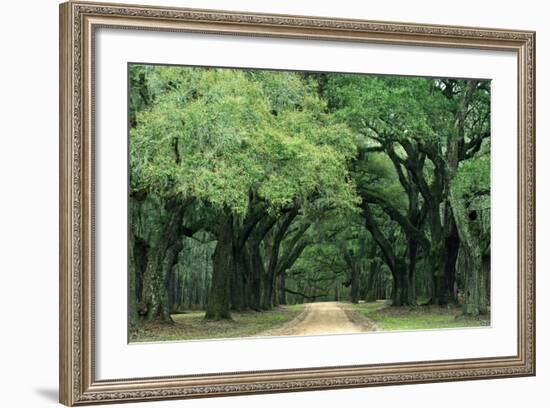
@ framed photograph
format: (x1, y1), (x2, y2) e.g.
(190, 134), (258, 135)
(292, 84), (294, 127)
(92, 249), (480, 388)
(59, 1), (536, 405)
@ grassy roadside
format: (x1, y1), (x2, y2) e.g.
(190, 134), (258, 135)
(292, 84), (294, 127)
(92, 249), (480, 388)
(130, 304), (305, 343)
(353, 301), (490, 331)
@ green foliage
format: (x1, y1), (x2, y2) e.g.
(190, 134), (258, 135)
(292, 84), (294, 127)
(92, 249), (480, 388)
(451, 150), (491, 255)
(358, 152), (408, 210)
(130, 66), (358, 215)
(325, 75), (455, 145)
(248, 70), (318, 115)
(452, 151), (490, 211)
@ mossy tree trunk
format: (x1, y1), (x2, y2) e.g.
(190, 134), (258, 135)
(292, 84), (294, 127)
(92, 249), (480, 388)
(449, 185), (488, 316)
(140, 198), (193, 321)
(391, 261), (414, 307)
(343, 250), (361, 304)
(431, 80), (479, 307)
(350, 263), (361, 304)
(205, 215), (234, 320)
(262, 209), (298, 310)
(128, 229), (139, 331)
(230, 247), (249, 312)
(278, 269), (287, 305)
(363, 258), (381, 302)
(363, 203), (416, 307)
(247, 215), (276, 311)
(247, 239), (264, 311)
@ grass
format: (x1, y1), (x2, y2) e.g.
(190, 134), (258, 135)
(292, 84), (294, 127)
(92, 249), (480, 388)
(130, 304), (305, 343)
(353, 301), (490, 331)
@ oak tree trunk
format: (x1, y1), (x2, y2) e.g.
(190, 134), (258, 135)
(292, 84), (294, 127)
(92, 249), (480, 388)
(140, 199), (186, 321)
(205, 216), (234, 320)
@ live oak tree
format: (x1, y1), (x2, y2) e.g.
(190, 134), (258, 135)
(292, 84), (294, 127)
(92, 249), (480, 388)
(130, 67), (357, 320)
(450, 151), (490, 315)
(322, 75), (490, 308)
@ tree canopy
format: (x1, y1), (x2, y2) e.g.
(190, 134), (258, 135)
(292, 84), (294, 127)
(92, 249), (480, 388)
(128, 64), (491, 327)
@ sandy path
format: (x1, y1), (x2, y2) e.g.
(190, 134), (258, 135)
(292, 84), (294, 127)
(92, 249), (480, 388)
(259, 301), (374, 337)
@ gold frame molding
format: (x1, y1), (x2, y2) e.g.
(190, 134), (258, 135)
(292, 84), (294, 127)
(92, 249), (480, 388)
(59, 1), (536, 405)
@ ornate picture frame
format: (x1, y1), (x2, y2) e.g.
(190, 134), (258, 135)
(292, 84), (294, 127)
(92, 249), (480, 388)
(59, 1), (535, 405)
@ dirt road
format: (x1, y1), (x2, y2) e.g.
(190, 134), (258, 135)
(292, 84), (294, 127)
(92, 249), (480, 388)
(259, 301), (376, 337)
